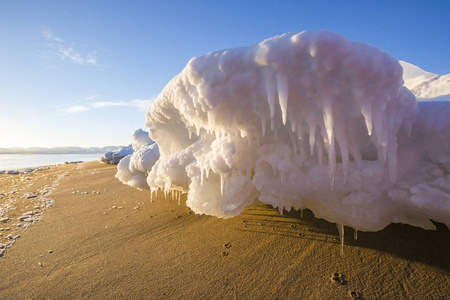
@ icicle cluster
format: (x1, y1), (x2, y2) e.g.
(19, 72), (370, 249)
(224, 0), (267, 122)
(119, 31), (450, 232)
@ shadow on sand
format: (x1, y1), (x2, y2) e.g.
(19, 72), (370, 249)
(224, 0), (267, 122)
(238, 204), (450, 271)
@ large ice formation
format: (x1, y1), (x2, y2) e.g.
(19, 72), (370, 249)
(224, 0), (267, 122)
(118, 31), (450, 232)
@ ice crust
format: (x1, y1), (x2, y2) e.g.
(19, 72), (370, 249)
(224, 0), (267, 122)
(119, 31), (450, 232)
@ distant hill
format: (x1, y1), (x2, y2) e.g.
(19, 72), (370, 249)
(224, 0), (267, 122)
(0, 146), (122, 154)
(400, 61), (450, 101)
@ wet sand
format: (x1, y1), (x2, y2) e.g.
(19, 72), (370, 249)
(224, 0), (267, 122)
(0, 161), (449, 299)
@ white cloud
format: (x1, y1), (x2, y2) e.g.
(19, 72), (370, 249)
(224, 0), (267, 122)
(43, 29), (64, 42)
(61, 99), (154, 114)
(84, 95), (100, 101)
(61, 105), (90, 113)
(129, 99), (155, 111)
(43, 28), (97, 66)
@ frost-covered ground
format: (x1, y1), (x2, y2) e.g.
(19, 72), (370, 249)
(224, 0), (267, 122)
(116, 30), (450, 234)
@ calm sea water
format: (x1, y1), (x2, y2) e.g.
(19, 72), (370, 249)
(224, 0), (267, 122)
(0, 153), (103, 170)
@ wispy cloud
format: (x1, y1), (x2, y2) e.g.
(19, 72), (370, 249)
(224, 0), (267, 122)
(61, 99), (154, 114)
(43, 28), (98, 66)
(63, 105), (90, 113)
(43, 29), (64, 42)
(84, 95), (100, 101)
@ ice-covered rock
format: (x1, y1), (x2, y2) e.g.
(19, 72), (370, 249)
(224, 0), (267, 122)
(101, 129), (153, 165)
(100, 145), (133, 164)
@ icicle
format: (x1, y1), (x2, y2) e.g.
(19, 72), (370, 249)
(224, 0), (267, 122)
(323, 99), (336, 188)
(196, 124), (200, 136)
(171, 190), (174, 200)
(335, 123), (349, 183)
(278, 206), (284, 215)
(178, 191), (181, 205)
(309, 123), (316, 156)
(354, 229), (358, 240)
(349, 138), (362, 168)
(220, 173), (224, 196)
(361, 103), (373, 136)
(323, 99), (334, 143)
(337, 224), (345, 256)
(328, 136), (336, 189)
(260, 113), (267, 136)
(289, 131), (297, 155)
(276, 72), (289, 125)
(317, 142), (323, 166)
(264, 68), (276, 120)
(373, 109), (387, 163)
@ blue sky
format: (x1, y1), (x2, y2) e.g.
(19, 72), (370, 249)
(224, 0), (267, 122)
(0, 0), (449, 148)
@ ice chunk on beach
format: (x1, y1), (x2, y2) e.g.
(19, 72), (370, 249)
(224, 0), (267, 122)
(115, 130), (159, 189)
(116, 142), (160, 190)
(100, 145), (133, 164)
(101, 129), (153, 164)
(118, 30), (450, 232)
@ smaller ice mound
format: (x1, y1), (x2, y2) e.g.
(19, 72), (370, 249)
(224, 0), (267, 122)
(101, 129), (153, 165)
(115, 130), (160, 189)
(100, 145), (133, 164)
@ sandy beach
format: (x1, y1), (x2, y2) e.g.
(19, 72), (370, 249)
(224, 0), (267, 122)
(0, 161), (449, 299)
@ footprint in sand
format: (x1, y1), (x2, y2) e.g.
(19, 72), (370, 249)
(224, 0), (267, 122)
(330, 272), (346, 285)
(347, 290), (360, 299)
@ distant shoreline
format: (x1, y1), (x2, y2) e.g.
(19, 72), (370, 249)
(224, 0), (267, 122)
(0, 153), (103, 171)
(0, 152), (106, 155)
(0, 146), (124, 155)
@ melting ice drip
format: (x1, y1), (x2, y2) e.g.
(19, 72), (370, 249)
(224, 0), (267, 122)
(117, 31), (450, 244)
